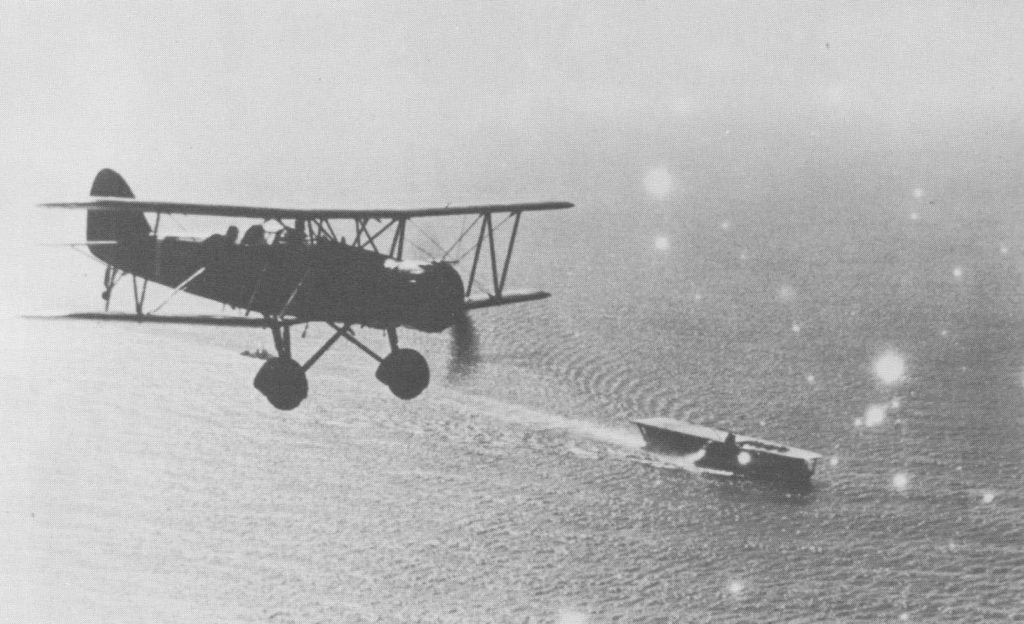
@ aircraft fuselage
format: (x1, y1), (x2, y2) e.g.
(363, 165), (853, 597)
(90, 236), (465, 332)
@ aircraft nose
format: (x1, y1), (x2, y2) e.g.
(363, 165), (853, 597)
(406, 262), (464, 333)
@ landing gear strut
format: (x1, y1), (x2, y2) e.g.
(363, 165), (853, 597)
(253, 322), (430, 409)
(101, 265), (120, 310)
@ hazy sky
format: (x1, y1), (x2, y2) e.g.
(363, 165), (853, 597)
(2, 1), (1024, 317)
(3, 1), (1022, 207)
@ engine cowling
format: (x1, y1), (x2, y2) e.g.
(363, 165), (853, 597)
(384, 259), (465, 333)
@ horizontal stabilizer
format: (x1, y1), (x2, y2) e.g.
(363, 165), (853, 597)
(464, 289), (550, 310)
(23, 312), (304, 328)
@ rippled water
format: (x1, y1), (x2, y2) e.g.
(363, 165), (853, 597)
(2, 194), (1023, 622)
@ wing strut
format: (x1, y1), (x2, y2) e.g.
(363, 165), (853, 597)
(465, 211), (523, 299)
(278, 265), (312, 317)
(498, 212), (522, 295)
(349, 217), (407, 260)
(390, 219), (407, 260)
(148, 266), (206, 315)
(131, 275), (148, 315)
(244, 258), (270, 316)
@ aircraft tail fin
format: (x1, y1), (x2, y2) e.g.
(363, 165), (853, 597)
(86, 169), (151, 242)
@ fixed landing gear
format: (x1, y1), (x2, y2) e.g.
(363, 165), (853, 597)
(376, 348), (429, 400)
(361, 328), (429, 399)
(374, 328), (429, 400)
(252, 321), (430, 409)
(253, 321), (308, 410)
(253, 357), (308, 410)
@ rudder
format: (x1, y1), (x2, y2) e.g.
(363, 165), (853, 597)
(87, 169), (151, 243)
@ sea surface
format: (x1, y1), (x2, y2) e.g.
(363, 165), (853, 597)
(2, 187), (1023, 623)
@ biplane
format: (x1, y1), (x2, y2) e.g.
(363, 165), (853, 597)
(35, 169), (572, 410)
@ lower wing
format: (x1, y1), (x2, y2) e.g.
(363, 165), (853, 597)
(464, 289), (549, 311)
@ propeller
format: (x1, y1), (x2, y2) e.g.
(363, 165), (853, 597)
(447, 308), (479, 379)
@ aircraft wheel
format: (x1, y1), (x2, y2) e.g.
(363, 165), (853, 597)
(376, 348), (430, 400)
(254, 357), (308, 410)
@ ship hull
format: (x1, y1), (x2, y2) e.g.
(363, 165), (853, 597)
(634, 419), (820, 484)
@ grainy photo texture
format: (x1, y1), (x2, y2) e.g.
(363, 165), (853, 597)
(1, 3), (1022, 622)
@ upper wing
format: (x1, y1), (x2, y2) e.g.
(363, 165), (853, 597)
(41, 198), (573, 220)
